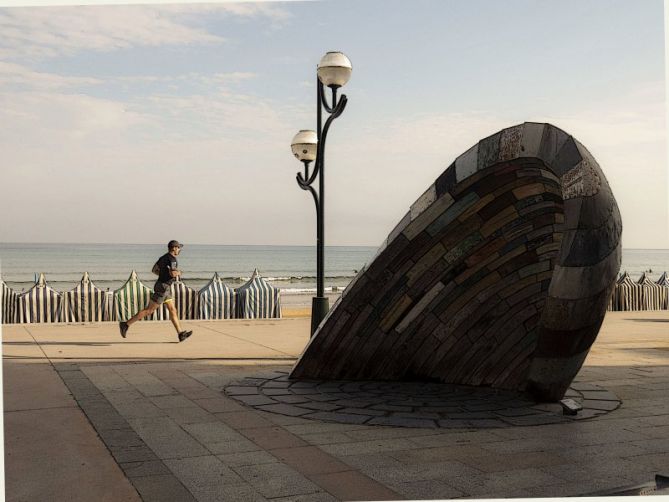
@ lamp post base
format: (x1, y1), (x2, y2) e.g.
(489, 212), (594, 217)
(310, 296), (330, 336)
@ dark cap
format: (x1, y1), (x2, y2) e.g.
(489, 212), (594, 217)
(168, 240), (183, 249)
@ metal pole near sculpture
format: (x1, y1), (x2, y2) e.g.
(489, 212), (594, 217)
(291, 51), (352, 335)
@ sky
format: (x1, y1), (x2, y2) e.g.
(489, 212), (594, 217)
(0, 0), (667, 248)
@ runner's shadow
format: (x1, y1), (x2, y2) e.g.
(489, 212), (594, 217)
(626, 319), (669, 323)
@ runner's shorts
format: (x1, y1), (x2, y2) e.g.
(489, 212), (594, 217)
(151, 281), (173, 304)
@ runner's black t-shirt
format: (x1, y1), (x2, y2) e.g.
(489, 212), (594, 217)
(156, 253), (178, 284)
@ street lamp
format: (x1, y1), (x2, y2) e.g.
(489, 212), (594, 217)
(291, 51), (352, 335)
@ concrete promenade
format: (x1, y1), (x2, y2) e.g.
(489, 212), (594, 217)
(3, 312), (669, 501)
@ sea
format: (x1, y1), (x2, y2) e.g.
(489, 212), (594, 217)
(0, 243), (668, 295)
(0, 243), (377, 294)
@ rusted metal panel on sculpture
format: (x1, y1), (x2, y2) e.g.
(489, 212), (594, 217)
(499, 125), (524, 161)
(561, 159), (601, 199)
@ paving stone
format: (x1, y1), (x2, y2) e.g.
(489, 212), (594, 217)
(164, 456), (245, 497)
(97, 428), (145, 448)
(215, 410), (274, 429)
(193, 397), (246, 413)
(367, 416), (438, 428)
(261, 388), (293, 396)
(388, 479), (465, 500)
(272, 394), (311, 404)
(217, 450), (279, 467)
(523, 476), (637, 498)
(306, 411), (371, 425)
(271, 492), (338, 502)
(112, 399), (167, 419)
(339, 453), (406, 471)
(149, 395), (197, 409)
(164, 405), (218, 425)
(235, 395), (278, 406)
(344, 428), (437, 441)
(271, 446), (351, 476)
(499, 414), (569, 426)
(256, 403), (313, 417)
(132, 474), (196, 502)
(364, 460), (482, 484)
(465, 419), (505, 428)
(205, 439), (261, 455)
(581, 399), (621, 411)
(298, 432), (355, 445)
(298, 394), (341, 402)
(338, 407), (387, 417)
(621, 452), (669, 471)
(120, 460), (171, 478)
(446, 467), (564, 496)
(81, 409), (129, 431)
(240, 426), (308, 450)
(460, 451), (568, 472)
(128, 417), (210, 459)
(226, 386), (262, 396)
(110, 444), (160, 464)
(233, 463), (321, 499)
(387, 444), (488, 464)
(319, 438), (420, 456)
(298, 402), (341, 412)
(307, 470), (403, 501)
(183, 421), (247, 445)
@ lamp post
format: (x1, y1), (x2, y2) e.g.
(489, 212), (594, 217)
(291, 51), (352, 336)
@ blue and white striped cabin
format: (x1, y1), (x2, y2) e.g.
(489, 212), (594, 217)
(105, 291), (117, 322)
(657, 272), (669, 310)
(637, 272), (664, 311)
(62, 272), (109, 323)
(1, 279), (18, 324)
(114, 271), (163, 322)
(160, 279), (199, 320)
(199, 273), (235, 319)
(235, 269), (281, 319)
(16, 273), (62, 323)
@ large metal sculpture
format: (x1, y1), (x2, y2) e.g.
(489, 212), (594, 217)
(291, 122), (622, 402)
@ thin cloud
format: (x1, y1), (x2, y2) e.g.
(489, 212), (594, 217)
(0, 3), (290, 60)
(0, 61), (102, 89)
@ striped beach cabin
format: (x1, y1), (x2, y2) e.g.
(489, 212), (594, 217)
(62, 272), (109, 323)
(114, 271), (163, 322)
(105, 291), (117, 322)
(198, 273), (235, 320)
(161, 278), (199, 320)
(235, 269), (281, 319)
(16, 273), (62, 323)
(638, 272), (664, 311)
(657, 272), (669, 310)
(610, 272), (643, 311)
(1, 279), (18, 324)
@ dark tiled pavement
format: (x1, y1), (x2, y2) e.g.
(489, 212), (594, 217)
(4, 313), (669, 500)
(52, 360), (669, 501)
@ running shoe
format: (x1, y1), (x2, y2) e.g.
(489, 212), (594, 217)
(178, 330), (193, 342)
(119, 321), (129, 338)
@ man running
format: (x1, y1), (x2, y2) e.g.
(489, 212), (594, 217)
(119, 240), (193, 342)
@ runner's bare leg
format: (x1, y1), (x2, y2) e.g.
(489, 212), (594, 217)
(127, 301), (160, 326)
(166, 301), (182, 333)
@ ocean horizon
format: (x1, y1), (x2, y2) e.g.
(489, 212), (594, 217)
(1, 242), (668, 294)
